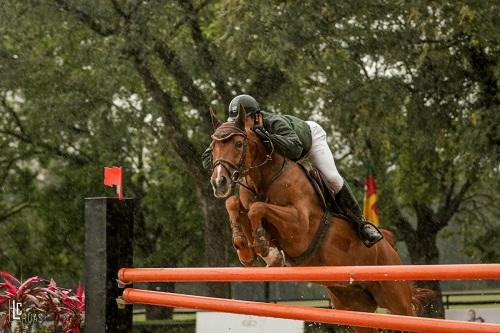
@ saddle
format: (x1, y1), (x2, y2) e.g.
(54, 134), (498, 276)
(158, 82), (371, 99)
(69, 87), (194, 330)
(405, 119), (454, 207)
(296, 158), (340, 215)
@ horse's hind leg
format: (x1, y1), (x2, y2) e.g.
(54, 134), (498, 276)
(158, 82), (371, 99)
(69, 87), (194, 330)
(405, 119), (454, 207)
(369, 281), (415, 316)
(326, 285), (379, 333)
(225, 196), (256, 266)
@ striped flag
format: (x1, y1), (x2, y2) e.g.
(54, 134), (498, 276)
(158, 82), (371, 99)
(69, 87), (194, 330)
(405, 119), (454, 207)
(363, 166), (380, 226)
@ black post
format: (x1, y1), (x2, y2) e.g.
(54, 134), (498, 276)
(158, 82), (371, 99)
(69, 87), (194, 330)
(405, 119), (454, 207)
(264, 282), (270, 302)
(84, 197), (134, 332)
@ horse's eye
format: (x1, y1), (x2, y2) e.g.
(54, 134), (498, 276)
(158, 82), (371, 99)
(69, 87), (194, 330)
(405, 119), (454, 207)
(235, 141), (243, 148)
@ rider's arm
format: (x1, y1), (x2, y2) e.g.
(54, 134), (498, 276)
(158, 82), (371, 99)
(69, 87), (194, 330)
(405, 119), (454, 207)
(263, 115), (304, 160)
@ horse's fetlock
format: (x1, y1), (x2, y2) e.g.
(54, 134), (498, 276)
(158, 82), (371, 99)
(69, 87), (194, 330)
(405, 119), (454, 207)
(253, 228), (270, 257)
(230, 222), (243, 234)
(255, 242), (269, 257)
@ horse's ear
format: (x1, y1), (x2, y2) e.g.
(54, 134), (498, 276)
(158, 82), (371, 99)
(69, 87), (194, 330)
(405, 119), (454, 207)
(210, 107), (222, 131)
(234, 103), (246, 130)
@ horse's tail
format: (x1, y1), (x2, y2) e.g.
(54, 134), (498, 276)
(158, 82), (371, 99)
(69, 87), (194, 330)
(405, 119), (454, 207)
(411, 287), (436, 315)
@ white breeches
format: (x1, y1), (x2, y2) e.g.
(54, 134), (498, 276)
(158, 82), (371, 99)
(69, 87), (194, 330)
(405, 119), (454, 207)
(305, 121), (344, 193)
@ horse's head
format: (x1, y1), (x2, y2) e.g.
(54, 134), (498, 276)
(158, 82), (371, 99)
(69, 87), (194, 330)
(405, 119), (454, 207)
(209, 104), (260, 198)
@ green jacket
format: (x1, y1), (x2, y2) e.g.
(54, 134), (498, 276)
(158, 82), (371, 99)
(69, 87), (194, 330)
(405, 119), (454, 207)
(261, 111), (312, 161)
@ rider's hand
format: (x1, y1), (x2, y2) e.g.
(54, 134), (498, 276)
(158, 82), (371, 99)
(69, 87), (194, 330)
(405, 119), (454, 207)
(253, 125), (273, 152)
(253, 125), (270, 139)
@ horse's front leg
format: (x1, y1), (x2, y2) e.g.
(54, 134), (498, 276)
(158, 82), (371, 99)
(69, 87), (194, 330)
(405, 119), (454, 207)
(247, 202), (306, 267)
(225, 196), (256, 266)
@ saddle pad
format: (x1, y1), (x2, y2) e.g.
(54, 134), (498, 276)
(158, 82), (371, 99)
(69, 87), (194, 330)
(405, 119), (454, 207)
(296, 158), (337, 212)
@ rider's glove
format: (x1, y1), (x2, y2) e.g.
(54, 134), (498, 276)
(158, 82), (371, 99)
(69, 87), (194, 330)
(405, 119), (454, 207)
(201, 147), (212, 170)
(253, 125), (270, 139)
(253, 125), (272, 151)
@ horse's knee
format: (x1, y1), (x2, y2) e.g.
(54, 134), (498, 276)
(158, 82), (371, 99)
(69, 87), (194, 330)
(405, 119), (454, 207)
(225, 195), (240, 212)
(247, 202), (265, 227)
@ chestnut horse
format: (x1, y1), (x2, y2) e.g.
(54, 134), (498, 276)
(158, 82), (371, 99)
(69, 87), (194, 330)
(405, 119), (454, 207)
(208, 105), (423, 333)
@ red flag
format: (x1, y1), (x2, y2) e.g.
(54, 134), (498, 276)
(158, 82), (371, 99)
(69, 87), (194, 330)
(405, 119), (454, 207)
(363, 165), (380, 226)
(104, 166), (123, 200)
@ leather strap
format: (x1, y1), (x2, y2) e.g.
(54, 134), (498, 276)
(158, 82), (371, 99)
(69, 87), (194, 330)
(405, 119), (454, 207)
(287, 210), (344, 266)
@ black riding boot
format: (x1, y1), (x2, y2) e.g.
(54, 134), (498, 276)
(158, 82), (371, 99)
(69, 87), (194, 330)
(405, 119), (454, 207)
(334, 180), (383, 248)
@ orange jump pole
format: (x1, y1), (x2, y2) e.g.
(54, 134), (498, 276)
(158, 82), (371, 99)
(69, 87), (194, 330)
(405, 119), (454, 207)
(118, 264), (500, 283)
(121, 288), (500, 333)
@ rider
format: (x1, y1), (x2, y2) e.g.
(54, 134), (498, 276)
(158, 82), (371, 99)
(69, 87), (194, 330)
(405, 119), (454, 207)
(203, 94), (383, 247)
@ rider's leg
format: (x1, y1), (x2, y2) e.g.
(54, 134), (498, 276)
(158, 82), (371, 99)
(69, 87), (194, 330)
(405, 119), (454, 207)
(335, 179), (383, 247)
(304, 121), (344, 191)
(305, 121), (383, 247)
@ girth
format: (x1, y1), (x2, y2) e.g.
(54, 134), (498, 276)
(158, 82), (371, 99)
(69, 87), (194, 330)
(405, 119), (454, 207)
(286, 210), (343, 266)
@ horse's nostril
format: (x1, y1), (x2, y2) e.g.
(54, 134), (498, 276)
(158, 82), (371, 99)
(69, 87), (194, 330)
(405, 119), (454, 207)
(217, 176), (227, 187)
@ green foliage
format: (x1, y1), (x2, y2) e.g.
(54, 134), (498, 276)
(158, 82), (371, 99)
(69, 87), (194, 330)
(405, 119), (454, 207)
(138, 152), (204, 267)
(0, 0), (498, 292)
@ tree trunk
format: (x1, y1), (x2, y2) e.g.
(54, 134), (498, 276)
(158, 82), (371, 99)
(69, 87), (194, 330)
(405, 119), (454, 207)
(408, 222), (445, 318)
(195, 181), (232, 298)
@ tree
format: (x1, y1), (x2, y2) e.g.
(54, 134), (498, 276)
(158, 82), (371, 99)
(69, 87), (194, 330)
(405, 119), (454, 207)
(0, 0), (208, 289)
(209, 1), (499, 317)
(327, 2), (499, 317)
(0, 0), (498, 320)
(0, 0), (291, 299)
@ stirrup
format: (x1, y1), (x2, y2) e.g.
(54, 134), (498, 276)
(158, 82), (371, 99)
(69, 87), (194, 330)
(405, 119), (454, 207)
(359, 222), (383, 248)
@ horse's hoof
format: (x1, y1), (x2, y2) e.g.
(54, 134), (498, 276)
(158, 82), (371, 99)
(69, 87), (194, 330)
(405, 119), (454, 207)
(232, 235), (248, 250)
(239, 258), (257, 267)
(237, 250), (256, 266)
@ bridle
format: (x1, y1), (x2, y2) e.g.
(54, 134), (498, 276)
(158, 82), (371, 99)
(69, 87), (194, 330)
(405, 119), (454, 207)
(211, 123), (281, 197)
(212, 132), (250, 183)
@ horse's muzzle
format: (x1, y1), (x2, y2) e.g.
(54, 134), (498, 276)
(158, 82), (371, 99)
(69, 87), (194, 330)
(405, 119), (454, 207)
(211, 174), (232, 198)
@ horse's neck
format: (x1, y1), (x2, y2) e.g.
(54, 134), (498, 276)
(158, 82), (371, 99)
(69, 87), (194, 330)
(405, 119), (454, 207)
(247, 153), (286, 197)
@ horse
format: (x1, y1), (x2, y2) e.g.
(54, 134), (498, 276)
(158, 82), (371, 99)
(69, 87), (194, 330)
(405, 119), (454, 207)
(208, 104), (426, 333)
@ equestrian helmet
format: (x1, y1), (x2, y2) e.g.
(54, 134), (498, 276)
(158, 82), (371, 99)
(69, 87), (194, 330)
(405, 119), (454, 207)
(228, 94), (260, 121)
